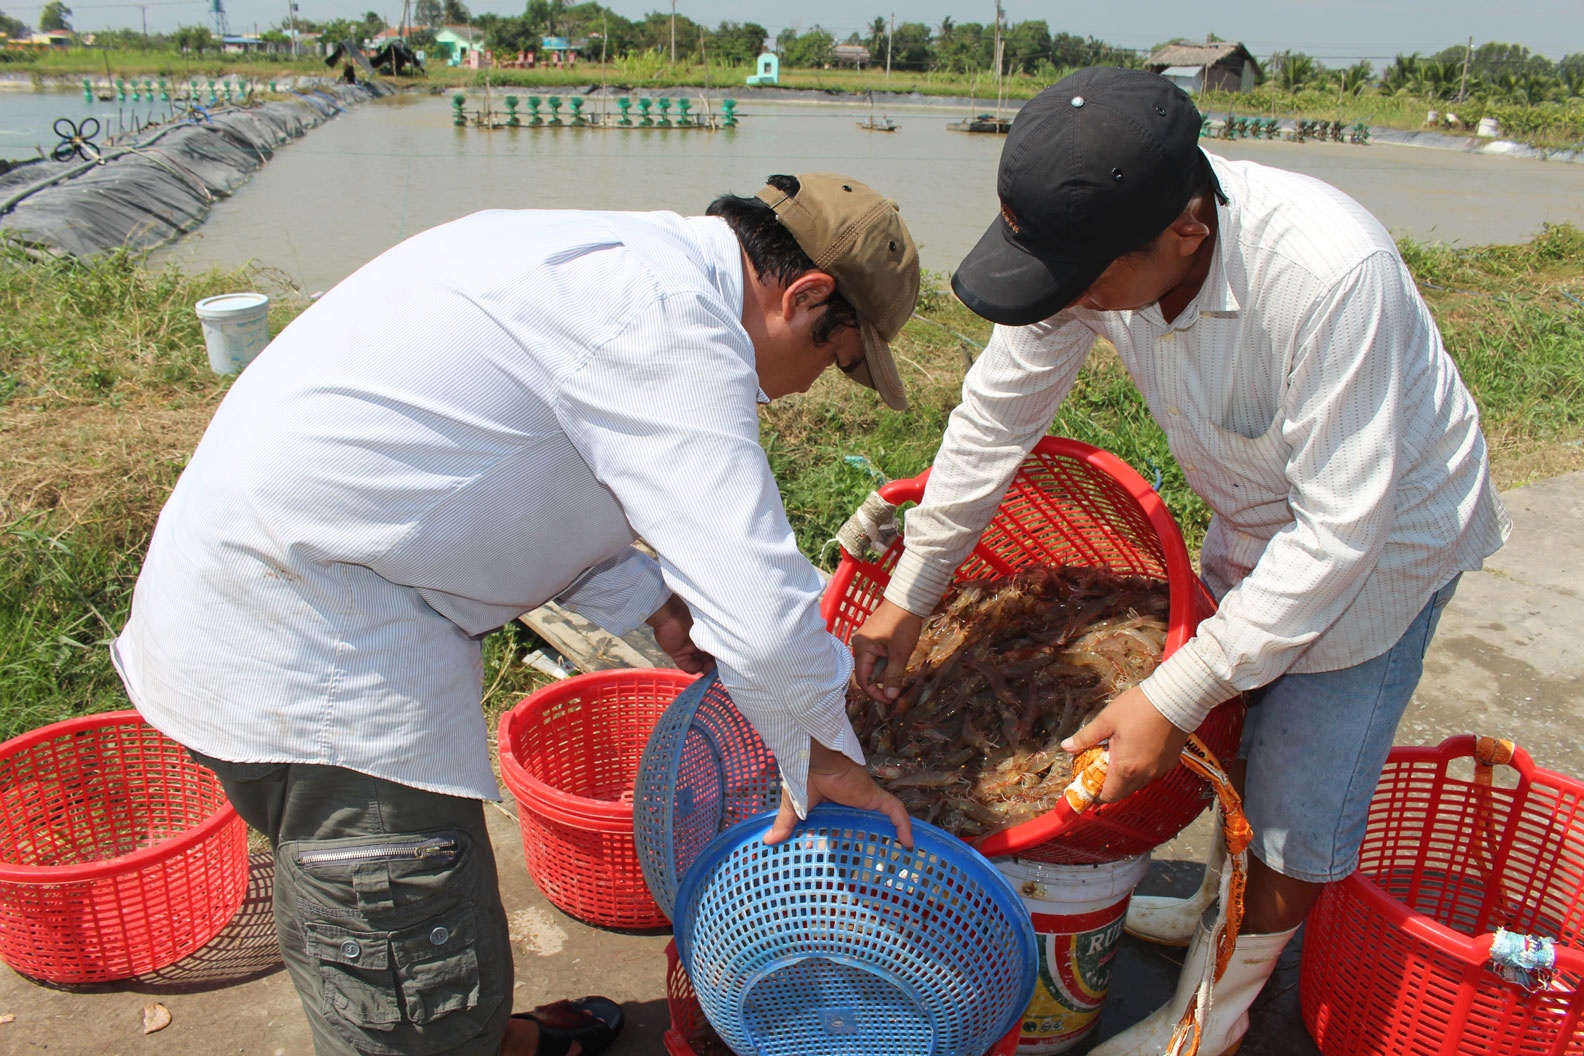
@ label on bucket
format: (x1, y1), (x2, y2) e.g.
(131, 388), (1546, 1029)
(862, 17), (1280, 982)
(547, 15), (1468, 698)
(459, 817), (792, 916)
(1020, 901), (1129, 1053)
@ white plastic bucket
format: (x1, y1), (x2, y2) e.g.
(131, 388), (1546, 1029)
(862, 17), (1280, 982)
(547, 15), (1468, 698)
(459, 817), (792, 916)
(997, 853), (1151, 1054)
(1476, 116), (1500, 138)
(194, 292), (271, 375)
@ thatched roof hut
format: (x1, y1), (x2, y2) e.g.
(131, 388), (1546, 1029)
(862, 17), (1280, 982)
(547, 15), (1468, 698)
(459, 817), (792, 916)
(1146, 41), (1261, 93)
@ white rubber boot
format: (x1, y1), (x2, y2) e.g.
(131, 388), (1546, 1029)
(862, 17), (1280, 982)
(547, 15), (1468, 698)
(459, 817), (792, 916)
(1088, 921), (1298, 1056)
(1125, 811), (1228, 947)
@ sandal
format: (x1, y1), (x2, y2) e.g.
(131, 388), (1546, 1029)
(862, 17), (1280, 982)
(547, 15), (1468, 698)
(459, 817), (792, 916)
(510, 996), (625, 1056)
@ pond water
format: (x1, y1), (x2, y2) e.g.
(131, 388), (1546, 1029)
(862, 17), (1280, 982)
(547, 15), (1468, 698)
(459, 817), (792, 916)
(3, 87), (1583, 292)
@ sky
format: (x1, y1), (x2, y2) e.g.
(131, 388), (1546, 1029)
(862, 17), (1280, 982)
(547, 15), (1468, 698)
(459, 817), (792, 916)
(38, 0), (1584, 66)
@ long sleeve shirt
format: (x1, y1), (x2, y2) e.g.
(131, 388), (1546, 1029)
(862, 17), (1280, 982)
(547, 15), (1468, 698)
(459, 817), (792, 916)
(111, 209), (862, 810)
(885, 154), (1511, 733)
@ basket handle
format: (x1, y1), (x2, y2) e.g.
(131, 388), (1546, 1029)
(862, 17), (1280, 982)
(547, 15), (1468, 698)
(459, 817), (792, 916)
(1059, 735), (1251, 1056)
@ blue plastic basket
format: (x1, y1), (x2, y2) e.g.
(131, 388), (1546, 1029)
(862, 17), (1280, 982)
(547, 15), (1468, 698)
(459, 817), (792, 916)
(674, 805), (1037, 1056)
(633, 673), (781, 919)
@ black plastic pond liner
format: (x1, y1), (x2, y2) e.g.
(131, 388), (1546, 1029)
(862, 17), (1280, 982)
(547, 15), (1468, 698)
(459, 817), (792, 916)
(0, 81), (392, 259)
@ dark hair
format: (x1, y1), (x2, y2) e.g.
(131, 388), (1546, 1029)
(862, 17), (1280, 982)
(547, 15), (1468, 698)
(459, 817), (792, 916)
(1123, 151), (1224, 260)
(707, 174), (859, 346)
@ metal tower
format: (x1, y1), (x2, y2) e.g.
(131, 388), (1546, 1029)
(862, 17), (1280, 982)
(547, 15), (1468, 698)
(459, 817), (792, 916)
(210, 0), (229, 40)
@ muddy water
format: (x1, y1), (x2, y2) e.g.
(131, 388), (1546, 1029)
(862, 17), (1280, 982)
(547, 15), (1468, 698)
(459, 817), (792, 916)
(6, 89), (1583, 290)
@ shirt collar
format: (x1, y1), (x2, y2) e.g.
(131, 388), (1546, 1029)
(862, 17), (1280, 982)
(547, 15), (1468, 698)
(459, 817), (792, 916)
(1131, 156), (1240, 330)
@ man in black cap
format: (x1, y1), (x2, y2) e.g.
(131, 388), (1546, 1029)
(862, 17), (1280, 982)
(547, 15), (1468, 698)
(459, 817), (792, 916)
(850, 68), (1509, 1054)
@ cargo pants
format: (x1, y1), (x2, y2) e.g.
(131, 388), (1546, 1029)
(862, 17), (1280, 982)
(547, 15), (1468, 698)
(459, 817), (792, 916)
(192, 754), (513, 1056)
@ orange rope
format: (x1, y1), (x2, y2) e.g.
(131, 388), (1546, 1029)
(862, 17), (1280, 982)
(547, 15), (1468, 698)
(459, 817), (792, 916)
(1473, 736), (1517, 931)
(1057, 734), (1249, 1056)
(1167, 735), (1249, 1056)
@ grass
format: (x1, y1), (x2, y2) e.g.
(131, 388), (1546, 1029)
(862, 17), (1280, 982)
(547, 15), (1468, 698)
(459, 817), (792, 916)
(2, 227), (1582, 743)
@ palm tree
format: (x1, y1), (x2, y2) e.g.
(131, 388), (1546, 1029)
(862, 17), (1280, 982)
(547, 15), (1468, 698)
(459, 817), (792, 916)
(1380, 53), (1420, 95)
(938, 15), (954, 45)
(1339, 60), (1372, 97)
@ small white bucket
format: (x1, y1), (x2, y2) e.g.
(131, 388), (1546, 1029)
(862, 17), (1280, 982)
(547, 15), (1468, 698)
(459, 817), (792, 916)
(1476, 116), (1500, 138)
(997, 853), (1152, 1054)
(195, 292), (271, 375)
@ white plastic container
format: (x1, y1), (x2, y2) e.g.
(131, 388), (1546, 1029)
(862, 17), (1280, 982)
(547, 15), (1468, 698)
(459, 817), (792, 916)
(1476, 116), (1500, 138)
(997, 853), (1152, 1054)
(194, 292), (271, 375)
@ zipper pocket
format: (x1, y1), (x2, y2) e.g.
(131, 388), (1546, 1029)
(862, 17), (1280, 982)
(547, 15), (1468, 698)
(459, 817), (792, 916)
(296, 836), (459, 869)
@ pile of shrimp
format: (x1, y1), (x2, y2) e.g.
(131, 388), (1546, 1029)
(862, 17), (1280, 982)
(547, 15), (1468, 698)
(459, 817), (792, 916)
(848, 564), (1171, 840)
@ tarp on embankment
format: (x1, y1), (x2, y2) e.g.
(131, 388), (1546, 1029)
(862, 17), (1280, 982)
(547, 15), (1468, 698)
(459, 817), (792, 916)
(1366, 126), (1584, 164)
(0, 81), (393, 258)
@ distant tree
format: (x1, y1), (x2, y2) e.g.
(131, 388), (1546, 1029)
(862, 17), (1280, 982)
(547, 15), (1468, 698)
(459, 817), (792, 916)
(260, 28), (289, 45)
(709, 21), (767, 66)
(890, 22), (930, 71)
(1380, 52), (1419, 95)
(628, 8), (699, 58)
(1559, 53), (1584, 96)
(414, 0), (442, 28)
(0, 8), (25, 37)
(440, 0), (469, 26)
(1271, 51), (1321, 92)
(1434, 41), (1554, 83)
(782, 25), (834, 68)
(360, 11), (384, 39)
(1338, 59), (1374, 96)
(171, 24), (212, 52)
(38, 0), (70, 31)
(867, 16), (885, 56)
(935, 20), (987, 73)
(318, 18), (359, 45)
(1047, 32), (1138, 71)
(937, 15), (953, 46)
(1002, 19), (1051, 75)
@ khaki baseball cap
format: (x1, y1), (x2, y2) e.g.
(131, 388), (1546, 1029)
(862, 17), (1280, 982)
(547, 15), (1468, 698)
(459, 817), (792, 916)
(755, 173), (920, 411)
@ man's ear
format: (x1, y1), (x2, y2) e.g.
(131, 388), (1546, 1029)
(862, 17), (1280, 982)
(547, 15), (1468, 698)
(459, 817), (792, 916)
(781, 271), (839, 320)
(1169, 212), (1212, 259)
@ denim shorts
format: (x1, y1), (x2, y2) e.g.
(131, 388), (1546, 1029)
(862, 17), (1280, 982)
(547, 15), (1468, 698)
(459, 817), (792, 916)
(1238, 575), (1461, 884)
(190, 755), (512, 1056)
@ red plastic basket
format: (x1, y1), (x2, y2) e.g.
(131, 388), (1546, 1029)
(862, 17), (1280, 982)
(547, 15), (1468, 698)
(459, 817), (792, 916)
(821, 435), (1243, 864)
(0, 711), (248, 983)
(663, 939), (1022, 1056)
(498, 669), (697, 930)
(1301, 736), (1584, 1056)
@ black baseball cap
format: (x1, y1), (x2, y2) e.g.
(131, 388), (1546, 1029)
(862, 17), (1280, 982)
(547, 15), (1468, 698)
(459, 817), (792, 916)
(952, 67), (1211, 326)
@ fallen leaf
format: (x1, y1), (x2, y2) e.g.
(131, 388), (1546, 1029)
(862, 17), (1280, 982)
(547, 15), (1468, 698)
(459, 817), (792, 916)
(142, 1002), (171, 1034)
(0, 1013), (15, 1024)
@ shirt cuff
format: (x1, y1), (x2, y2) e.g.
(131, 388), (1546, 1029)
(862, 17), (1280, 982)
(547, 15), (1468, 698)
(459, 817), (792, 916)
(882, 548), (957, 617)
(1139, 644), (1238, 732)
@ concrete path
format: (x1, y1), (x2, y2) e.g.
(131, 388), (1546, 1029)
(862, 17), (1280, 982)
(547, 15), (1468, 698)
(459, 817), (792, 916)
(2, 472), (1580, 1055)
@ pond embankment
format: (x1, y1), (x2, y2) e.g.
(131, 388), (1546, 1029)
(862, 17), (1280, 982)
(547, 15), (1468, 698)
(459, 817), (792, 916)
(0, 80), (391, 257)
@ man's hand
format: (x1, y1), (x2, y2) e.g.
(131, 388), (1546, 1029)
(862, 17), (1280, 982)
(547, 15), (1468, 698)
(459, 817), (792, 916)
(851, 600), (925, 704)
(1061, 685), (1191, 804)
(644, 594), (714, 674)
(764, 740), (914, 848)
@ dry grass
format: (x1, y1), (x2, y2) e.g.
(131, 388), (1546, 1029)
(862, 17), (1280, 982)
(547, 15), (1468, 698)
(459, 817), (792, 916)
(1, 392), (220, 544)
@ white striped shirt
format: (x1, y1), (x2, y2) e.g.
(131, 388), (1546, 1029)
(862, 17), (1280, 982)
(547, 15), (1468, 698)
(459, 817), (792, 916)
(886, 154), (1512, 733)
(112, 209), (860, 808)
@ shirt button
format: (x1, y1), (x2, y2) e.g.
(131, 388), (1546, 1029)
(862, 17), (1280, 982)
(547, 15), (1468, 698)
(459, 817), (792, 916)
(340, 939), (362, 960)
(430, 926), (450, 946)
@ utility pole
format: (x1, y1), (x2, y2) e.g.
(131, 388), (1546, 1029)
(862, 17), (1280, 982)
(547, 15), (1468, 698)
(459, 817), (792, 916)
(669, 0), (676, 66)
(136, 3), (148, 41)
(885, 12), (893, 77)
(1458, 35), (1472, 103)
